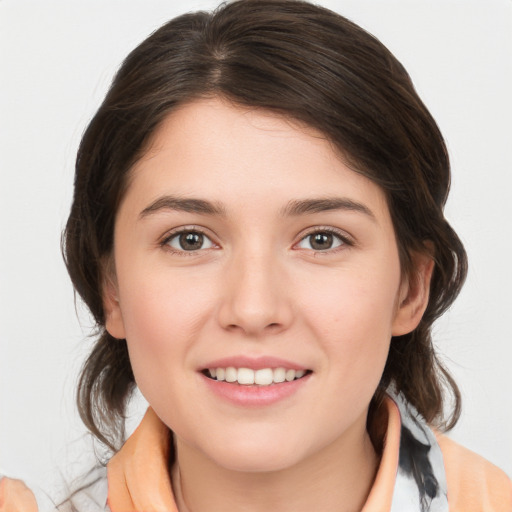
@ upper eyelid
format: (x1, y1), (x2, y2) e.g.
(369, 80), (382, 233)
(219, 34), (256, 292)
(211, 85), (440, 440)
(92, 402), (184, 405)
(295, 226), (354, 245)
(160, 226), (218, 246)
(159, 225), (354, 248)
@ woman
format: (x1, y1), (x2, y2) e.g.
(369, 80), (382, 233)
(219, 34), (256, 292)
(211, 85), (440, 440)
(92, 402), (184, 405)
(1, 0), (511, 510)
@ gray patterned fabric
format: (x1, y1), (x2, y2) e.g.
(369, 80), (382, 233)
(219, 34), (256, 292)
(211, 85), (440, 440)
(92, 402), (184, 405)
(389, 390), (449, 512)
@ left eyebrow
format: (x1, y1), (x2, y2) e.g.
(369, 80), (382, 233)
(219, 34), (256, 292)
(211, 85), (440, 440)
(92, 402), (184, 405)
(139, 195), (226, 219)
(280, 197), (376, 221)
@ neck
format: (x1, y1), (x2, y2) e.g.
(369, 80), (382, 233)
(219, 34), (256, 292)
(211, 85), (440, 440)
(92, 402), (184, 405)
(171, 415), (379, 512)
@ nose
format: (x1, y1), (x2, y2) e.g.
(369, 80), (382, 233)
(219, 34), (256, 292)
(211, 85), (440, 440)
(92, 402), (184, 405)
(217, 248), (293, 337)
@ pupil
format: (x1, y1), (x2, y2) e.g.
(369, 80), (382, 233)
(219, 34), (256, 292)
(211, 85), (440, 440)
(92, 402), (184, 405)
(311, 233), (332, 250)
(180, 232), (203, 250)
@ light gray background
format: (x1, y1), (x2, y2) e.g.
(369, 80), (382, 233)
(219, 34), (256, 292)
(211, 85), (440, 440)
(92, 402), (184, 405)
(1, 0), (511, 485)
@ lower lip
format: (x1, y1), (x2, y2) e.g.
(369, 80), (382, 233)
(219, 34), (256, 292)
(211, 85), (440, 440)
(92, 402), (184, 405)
(201, 373), (311, 407)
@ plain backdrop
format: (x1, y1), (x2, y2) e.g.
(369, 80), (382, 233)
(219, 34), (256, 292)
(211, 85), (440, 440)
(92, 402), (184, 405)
(1, 0), (511, 486)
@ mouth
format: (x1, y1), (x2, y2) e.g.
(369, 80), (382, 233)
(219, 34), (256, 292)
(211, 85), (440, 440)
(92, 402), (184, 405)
(202, 367), (312, 386)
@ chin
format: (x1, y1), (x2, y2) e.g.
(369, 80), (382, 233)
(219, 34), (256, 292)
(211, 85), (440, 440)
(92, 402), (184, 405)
(213, 448), (302, 474)
(201, 432), (308, 473)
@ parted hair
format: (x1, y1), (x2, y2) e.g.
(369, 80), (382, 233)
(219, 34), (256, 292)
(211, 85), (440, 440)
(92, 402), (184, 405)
(63, 0), (467, 451)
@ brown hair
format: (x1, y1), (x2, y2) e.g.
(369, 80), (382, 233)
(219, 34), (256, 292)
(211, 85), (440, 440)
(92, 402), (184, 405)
(63, 0), (467, 451)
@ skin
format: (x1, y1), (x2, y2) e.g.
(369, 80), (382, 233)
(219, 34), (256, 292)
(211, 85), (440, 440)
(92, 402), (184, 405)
(104, 98), (433, 512)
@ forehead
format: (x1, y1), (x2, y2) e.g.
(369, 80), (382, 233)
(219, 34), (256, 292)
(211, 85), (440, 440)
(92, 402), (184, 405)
(123, 97), (390, 220)
(135, 98), (340, 175)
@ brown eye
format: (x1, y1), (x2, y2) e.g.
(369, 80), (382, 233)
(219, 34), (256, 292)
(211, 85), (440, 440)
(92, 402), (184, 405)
(167, 231), (214, 251)
(297, 231), (344, 251)
(311, 233), (333, 250)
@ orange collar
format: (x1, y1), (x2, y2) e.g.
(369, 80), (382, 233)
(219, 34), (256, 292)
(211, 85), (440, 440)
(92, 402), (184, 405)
(107, 398), (401, 512)
(107, 407), (178, 511)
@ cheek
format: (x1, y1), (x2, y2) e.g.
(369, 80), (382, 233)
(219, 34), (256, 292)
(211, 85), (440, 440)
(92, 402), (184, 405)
(300, 258), (401, 374)
(305, 260), (400, 328)
(119, 261), (214, 333)
(115, 265), (217, 385)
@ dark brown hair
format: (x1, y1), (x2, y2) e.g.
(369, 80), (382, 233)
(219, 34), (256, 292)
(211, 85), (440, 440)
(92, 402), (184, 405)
(63, 0), (467, 451)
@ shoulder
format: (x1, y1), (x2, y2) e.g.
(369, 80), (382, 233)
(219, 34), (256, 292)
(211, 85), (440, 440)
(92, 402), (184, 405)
(0, 477), (38, 512)
(0, 465), (109, 512)
(435, 433), (512, 512)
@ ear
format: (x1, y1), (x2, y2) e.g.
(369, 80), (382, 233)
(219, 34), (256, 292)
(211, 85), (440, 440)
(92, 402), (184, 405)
(102, 258), (126, 340)
(392, 250), (434, 336)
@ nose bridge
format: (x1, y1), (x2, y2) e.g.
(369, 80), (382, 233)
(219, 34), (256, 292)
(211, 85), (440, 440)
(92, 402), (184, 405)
(218, 242), (292, 335)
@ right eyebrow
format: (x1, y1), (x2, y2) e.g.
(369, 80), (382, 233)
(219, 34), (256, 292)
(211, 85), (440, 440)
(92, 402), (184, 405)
(280, 197), (376, 221)
(139, 195), (226, 219)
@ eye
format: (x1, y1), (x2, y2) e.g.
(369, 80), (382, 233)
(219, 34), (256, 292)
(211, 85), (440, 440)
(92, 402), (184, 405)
(165, 230), (215, 252)
(296, 230), (347, 251)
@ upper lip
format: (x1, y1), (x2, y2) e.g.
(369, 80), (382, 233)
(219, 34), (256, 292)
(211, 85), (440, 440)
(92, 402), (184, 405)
(200, 355), (309, 371)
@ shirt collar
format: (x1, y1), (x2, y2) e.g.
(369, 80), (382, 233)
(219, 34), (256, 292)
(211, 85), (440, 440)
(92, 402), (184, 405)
(106, 392), (448, 512)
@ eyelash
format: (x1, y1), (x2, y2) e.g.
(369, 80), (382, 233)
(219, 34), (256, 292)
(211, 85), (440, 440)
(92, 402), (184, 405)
(160, 227), (216, 256)
(295, 227), (354, 254)
(160, 226), (354, 256)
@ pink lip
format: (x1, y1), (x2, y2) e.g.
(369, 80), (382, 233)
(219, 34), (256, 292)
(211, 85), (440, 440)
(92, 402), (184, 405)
(201, 371), (311, 407)
(200, 355), (309, 371)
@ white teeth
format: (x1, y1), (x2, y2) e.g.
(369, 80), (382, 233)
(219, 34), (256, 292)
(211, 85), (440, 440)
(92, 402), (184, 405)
(285, 369), (296, 382)
(237, 367), (255, 385)
(225, 367), (237, 383)
(207, 366), (308, 385)
(254, 368), (273, 386)
(273, 367), (286, 383)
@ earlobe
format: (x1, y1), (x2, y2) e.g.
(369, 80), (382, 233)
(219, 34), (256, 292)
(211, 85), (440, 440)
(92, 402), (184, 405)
(392, 252), (434, 336)
(102, 267), (126, 340)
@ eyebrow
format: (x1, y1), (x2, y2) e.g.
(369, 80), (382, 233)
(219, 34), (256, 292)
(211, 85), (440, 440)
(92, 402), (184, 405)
(280, 197), (376, 220)
(139, 195), (375, 221)
(139, 196), (226, 218)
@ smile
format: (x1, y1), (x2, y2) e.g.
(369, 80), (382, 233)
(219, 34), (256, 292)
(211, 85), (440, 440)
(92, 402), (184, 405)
(204, 367), (311, 386)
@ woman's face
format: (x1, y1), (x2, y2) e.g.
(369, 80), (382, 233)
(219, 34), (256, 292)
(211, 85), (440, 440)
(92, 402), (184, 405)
(105, 98), (429, 473)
